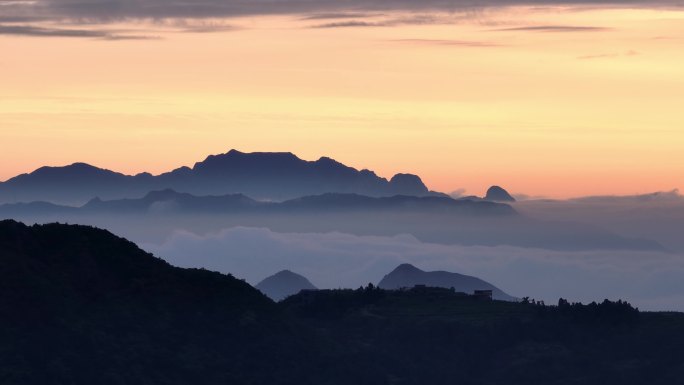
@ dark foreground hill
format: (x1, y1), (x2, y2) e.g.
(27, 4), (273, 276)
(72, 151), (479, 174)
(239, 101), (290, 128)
(0, 150), (442, 205)
(378, 263), (516, 301)
(2, 220), (684, 385)
(256, 270), (318, 301)
(0, 220), (298, 384)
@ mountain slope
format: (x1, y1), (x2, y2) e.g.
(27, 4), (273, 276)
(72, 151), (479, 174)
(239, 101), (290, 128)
(256, 270), (318, 301)
(378, 263), (516, 301)
(0, 220), (298, 384)
(0, 219), (274, 315)
(0, 149), (441, 204)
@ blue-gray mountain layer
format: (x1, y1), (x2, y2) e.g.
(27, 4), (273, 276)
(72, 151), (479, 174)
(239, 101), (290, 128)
(378, 263), (516, 301)
(256, 270), (317, 301)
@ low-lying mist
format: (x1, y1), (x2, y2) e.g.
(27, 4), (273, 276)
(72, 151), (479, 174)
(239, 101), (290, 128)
(515, 190), (684, 252)
(145, 227), (684, 311)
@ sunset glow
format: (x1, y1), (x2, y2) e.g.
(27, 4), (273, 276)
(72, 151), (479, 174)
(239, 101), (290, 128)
(2, 6), (683, 197)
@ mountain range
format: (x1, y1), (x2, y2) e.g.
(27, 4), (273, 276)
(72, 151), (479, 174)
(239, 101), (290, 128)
(0, 189), (665, 252)
(0, 150), (442, 205)
(71, 189), (513, 215)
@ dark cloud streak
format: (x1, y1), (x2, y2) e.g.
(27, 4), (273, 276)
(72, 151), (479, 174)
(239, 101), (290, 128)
(494, 25), (610, 32)
(2, 0), (681, 23)
(300, 12), (383, 20)
(309, 14), (461, 28)
(392, 38), (503, 47)
(0, 24), (159, 39)
(311, 20), (383, 28)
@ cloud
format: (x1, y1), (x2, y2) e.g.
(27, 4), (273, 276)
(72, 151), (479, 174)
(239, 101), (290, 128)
(449, 188), (468, 198)
(513, 190), (684, 253)
(309, 14), (452, 28)
(145, 226), (684, 311)
(511, 193), (548, 201)
(493, 25), (609, 32)
(0, 16), (48, 23)
(153, 18), (237, 33)
(570, 189), (681, 203)
(0, 24), (159, 39)
(391, 38), (502, 47)
(300, 12), (383, 20)
(311, 20), (383, 28)
(1, 0), (680, 24)
(577, 50), (640, 59)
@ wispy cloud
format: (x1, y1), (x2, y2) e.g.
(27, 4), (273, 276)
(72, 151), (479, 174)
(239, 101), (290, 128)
(391, 38), (503, 47)
(0, 24), (159, 39)
(300, 12), (382, 20)
(0, 16), (48, 23)
(2, 0), (679, 25)
(311, 20), (383, 28)
(577, 49), (639, 59)
(450, 188), (468, 198)
(494, 25), (610, 32)
(310, 13), (462, 28)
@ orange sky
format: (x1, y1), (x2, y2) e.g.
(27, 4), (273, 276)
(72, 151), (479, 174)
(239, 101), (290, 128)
(1, 7), (682, 198)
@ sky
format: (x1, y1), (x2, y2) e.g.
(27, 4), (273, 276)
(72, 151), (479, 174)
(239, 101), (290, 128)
(1, 1), (683, 198)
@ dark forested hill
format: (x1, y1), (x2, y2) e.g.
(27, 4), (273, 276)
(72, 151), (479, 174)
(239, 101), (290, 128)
(0, 220), (294, 384)
(1, 220), (684, 385)
(281, 287), (684, 385)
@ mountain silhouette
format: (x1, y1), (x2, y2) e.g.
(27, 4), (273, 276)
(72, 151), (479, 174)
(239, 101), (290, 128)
(256, 270), (317, 301)
(485, 185), (516, 202)
(82, 189), (263, 213)
(1, 190), (667, 252)
(0, 149), (442, 204)
(0, 219), (272, 311)
(276, 193), (514, 214)
(378, 263), (516, 301)
(2, 189), (512, 216)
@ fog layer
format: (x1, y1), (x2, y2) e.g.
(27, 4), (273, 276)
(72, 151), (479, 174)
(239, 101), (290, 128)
(145, 227), (684, 311)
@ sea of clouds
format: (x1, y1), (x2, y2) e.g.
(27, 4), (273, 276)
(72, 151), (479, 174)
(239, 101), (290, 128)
(145, 227), (684, 311)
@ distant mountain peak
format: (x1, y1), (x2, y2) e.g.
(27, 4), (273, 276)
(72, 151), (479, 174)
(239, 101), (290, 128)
(379, 264), (516, 301)
(485, 186), (515, 202)
(394, 263), (423, 273)
(270, 270), (301, 278)
(68, 162), (96, 168)
(256, 270), (317, 301)
(220, 149), (299, 160)
(31, 162), (114, 176)
(315, 156), (337, 163)
(389, 174), (429, 195)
